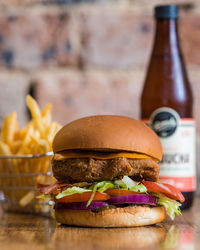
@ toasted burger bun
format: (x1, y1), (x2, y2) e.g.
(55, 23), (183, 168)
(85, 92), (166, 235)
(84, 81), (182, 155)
(53, 115), (162, 161)
(55, 206), (166, 227)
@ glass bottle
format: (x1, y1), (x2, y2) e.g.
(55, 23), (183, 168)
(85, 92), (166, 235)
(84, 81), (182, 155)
(140, 5), (196, 209)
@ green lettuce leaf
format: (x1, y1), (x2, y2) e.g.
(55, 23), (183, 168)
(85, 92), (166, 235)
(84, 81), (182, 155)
(97, 182), (115, 193)
(115, 176), (147, 192)
(56, 187), (91, 199)
(87, 181), (115, 206)
(114, 179), (127, 189)
(86, 191), (96, 207)
(131, 183), (147, 192)
(156, 194), (182, 220)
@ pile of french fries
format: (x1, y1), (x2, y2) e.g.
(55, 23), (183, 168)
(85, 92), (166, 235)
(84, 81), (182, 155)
(0, 95), (61, 213)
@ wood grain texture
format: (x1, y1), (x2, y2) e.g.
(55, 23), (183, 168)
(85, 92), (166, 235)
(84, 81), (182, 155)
(0, 197), (199, 250)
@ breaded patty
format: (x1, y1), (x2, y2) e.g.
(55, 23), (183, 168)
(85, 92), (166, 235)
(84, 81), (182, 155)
(52, 157), (160, 183)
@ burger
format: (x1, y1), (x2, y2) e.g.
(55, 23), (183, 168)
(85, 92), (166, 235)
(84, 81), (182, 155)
(38, 115), (184, 227)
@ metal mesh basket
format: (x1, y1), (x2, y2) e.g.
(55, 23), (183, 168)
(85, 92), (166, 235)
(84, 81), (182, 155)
(0, 152), (54, 215)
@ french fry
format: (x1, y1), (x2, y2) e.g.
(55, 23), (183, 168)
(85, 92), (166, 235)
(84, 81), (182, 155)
(1, 112), (18, 145)
(47, 122), (61, 145)
(16, 125), (34, 154)
(14, 126), (28, 140)
(0, 95), (61, 212)
(10, 140), (23, 154)
(41, 104), (52, 125)
(26, 95), (45, 138)
(26, 95), (41, 118)
(0, 141), (12, 155)
(19, 191), (35, 207)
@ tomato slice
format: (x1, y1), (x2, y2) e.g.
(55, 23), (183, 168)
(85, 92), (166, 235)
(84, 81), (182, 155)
(142, 181), (185, 202)
(105, 189), (139, 197)
(55, 192), (110, 203)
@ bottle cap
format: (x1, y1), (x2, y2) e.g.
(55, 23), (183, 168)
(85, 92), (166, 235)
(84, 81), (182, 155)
(154, 5), (178, 19)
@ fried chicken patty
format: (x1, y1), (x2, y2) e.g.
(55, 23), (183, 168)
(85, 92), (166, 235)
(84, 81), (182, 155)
(52, 157), (160, 183)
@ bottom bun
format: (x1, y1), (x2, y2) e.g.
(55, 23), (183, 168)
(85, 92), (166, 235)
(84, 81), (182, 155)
(55, 206), (166, 227)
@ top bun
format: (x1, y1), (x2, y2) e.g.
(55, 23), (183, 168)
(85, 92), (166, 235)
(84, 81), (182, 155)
(53, 115), (162, 161)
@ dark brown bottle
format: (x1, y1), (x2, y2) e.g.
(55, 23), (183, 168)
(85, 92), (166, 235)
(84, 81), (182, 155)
(140, 5), (196, 209)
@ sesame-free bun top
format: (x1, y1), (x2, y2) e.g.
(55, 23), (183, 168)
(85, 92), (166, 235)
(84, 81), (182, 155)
(53, 115), (162, 161)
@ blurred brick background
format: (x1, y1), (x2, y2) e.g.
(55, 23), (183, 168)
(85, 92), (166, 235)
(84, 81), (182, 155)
(0, 0), (200, 131)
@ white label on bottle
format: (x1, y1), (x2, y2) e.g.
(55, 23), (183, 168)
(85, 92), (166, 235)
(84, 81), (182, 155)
(149, 107), (196, 192)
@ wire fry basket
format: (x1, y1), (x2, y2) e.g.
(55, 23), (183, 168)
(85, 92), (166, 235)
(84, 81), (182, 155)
(0, 152), (54, 215)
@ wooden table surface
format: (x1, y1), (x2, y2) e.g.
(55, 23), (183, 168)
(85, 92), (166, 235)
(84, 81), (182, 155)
(0, 197), (199, 250)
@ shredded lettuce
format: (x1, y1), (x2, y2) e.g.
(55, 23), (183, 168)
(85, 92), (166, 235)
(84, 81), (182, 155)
(86, 177), (147, 206)
(156, 194), (182, 220)
(114, 179), (127, 189)
(87, 177), (147, 201)
(56, 187), (91, 199)
(115, 176), (147, 193)
(87, 191), (96, 207)
(121, 176), (136, 189)
(89, 181), (115, 193)
(87, 181), (115, 206)
(131, 183), (147, 193)
(97, 182), (115, 193)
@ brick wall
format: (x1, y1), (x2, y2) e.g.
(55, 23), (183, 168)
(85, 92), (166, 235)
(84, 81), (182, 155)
(0, 0), (200, 131)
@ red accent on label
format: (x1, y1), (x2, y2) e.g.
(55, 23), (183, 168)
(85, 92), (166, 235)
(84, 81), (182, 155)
(159, 176), (195, 192)
(180, 118), (195, 122)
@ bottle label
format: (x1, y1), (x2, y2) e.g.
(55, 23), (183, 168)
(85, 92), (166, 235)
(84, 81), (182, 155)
(145, 107), (196, 192)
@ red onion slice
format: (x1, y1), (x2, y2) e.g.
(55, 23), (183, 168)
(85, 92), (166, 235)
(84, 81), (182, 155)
(54, 201), (109, 210)
(107, 194), (157, 206)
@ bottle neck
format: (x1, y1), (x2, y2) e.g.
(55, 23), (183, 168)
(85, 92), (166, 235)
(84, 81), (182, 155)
(152, 19), (181, 55)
